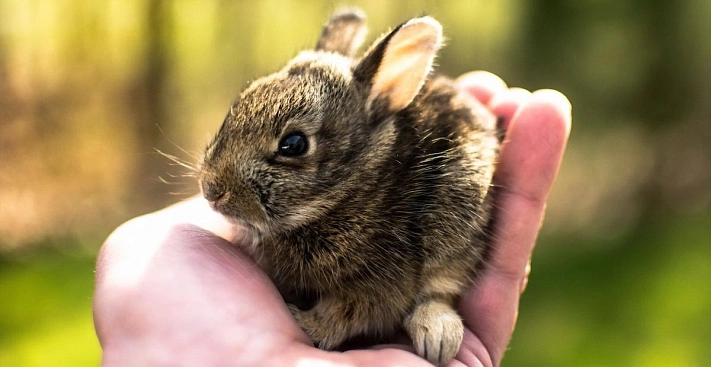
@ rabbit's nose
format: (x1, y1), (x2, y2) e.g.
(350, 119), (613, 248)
(201, 181), (226, 203)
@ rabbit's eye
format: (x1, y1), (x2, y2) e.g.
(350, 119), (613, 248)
(278, 132), (308, 157)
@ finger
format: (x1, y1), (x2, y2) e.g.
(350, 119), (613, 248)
(455, 71), (508, 105)
(452, 329), (491, 367)
(492, 89), (571, 276)
(459, 89), (571, 365)
(520, 259), (532, 294)
(162, 196), (246, 244)
(489, 88), (531, 131)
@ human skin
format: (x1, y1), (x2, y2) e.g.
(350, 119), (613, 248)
(93, 71), (571, 367)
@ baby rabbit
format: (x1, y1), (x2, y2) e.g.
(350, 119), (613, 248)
(199, 8), (499, 366)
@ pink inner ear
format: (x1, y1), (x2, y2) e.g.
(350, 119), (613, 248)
(369, 18), (443, 112)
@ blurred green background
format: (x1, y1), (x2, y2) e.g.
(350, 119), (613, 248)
(1, 0), (709, 366)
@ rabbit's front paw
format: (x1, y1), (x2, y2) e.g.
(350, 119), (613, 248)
(405, 300), (464, 366)
(287, 303), (346, 350)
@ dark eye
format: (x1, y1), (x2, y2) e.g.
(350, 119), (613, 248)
(278, 132), (308, 157)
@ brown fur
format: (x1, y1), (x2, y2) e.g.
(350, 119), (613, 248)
(199, 10), (499, 366)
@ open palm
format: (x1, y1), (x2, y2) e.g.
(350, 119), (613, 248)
(93, 71), (571, 367)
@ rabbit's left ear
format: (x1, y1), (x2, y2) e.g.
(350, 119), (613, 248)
(354, 17), (443, 114)
(316, 8), (368, 57)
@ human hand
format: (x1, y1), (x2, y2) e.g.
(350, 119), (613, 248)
(93, 71), (571, 366)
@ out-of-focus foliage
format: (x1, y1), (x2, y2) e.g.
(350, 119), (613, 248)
(0, 245), (99, 366)
(1, 0), (709, 366)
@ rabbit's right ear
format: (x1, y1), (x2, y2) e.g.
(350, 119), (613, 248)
(316, 8), (368, 57)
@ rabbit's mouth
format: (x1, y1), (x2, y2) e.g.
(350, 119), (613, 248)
(232, 218), (261, 236)
(201, 179), (270, 226)
(213, 207), (267, 238)
(221, 208), (269, 236)
(219, 216), (263, 255)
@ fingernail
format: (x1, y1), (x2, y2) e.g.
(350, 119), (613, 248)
(489, 87), (531, 109)
(530, 89), (572, 115)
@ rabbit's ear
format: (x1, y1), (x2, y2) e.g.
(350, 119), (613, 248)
(316, 8), (368, 57)
(354, 17), (443, 114)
